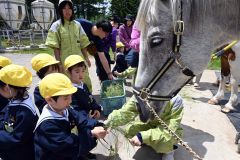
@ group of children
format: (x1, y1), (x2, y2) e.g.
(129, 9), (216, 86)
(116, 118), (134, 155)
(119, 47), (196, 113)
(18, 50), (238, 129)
(0, 54), (107, 160)
(0, 38), (138, 160)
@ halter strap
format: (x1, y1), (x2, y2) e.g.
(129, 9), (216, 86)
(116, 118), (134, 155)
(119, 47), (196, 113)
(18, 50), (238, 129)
(173, 0), (184, 53)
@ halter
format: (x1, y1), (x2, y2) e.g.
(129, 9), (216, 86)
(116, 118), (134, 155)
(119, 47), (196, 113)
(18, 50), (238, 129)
(133, 0), (195, 102)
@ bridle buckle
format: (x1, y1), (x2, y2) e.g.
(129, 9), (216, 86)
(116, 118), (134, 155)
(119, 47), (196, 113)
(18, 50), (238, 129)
(139, 88), (150, 100)
(174, 20), (184, 35)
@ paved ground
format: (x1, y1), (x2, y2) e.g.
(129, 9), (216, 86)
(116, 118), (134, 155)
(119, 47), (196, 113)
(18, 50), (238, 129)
(2, 53), (240, 160)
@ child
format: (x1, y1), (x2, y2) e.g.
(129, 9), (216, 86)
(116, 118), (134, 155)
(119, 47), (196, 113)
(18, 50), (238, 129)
(0, 64), (38, 160)
(105, 95), (183, 160)
(34, 73), (107, 160)
(0, 56), (12, 111)
(31, 53), (60, 113)
(112, 42), (128, 77)
(64, 55), (102, 119)
(114, 22), (139, 80)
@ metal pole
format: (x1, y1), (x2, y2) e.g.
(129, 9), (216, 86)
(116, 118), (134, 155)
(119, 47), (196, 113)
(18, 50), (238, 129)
(5, 0), (12, 41)
(42, 29), (45, 42)
(31, 6), (36, 45)
(6, 0), (12, 29)
(18, 30), (21, 47)
(6, 30), (10, 41)
(41, 5), (45, 42)
(26, 3), (34, 45)
(2, 30), (5, 40)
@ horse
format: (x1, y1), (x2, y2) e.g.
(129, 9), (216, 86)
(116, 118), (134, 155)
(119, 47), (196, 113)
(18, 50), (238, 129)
(208, 42), (240, 113)
(133, 0), (240, 121)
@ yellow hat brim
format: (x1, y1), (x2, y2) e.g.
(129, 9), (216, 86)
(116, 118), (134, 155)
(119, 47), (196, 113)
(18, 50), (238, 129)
(51, 86), (77, 97)
(65, 61), (81, 70)
(40, 60), (59, 71)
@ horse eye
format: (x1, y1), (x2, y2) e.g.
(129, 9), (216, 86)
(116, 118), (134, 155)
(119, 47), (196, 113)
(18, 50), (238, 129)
(150, 36), (163, 48)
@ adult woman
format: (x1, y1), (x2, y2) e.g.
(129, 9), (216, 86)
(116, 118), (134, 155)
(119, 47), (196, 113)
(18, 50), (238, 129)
(119, 14), (134, 54)
(45, 0), (92, 91)
(109, 15), (121, 42)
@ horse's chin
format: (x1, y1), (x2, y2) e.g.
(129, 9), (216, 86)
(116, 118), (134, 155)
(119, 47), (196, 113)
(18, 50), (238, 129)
(149, 101), (166, 120)
(135, 96), (166, 122)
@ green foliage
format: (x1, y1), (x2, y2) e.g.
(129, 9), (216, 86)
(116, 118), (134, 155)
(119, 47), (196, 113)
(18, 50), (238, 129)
(207, 58), (221, 70)
(4, 47), (53, 55)
(25, 0), (108, 21)
(16, 47), (54, 55)
(74, 0), (108, 20)
(109, 0), (140, 20)
(102, 82), (124, 98)
(1, 38), (54, 54)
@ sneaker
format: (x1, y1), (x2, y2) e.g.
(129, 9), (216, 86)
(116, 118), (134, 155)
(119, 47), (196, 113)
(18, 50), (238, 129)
(193, 82), (199, 87)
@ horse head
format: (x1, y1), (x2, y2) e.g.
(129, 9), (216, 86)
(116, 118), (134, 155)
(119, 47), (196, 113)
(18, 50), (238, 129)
(134, 0), (240, 122)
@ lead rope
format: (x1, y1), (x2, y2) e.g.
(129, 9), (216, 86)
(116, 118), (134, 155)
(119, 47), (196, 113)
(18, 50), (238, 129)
(145, 101), (204, 160)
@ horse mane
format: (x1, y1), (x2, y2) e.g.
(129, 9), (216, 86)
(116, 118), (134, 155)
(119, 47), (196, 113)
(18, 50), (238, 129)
(135, 0), (157, 31)
(136, 0), (240, 42)
(188, 0), (240, 38)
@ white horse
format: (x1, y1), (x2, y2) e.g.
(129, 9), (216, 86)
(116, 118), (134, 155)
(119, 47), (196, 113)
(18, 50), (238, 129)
(133, 0), (240, 121)
(208, 42), (240, 113)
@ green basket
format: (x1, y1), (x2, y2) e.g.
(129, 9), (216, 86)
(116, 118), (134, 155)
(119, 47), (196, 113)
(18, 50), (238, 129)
(100, 79), (126, 115)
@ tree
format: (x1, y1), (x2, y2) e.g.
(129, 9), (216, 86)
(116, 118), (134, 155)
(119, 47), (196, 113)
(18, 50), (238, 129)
(75, 0), (107, 21)
(26, 0), (107, 21)
(109, 0), (140, 22)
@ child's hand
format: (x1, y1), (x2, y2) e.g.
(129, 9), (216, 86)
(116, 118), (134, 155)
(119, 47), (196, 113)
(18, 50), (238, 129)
(89, 110), (101, 119)
(114, 71), (121, 77)
(91, 126), (108, 139)
(129, 136), (142, 146)
(108, 73), (113, 80)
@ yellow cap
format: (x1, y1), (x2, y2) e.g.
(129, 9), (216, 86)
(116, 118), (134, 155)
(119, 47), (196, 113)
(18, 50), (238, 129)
(39, 73), (77, 98)
(31, 53), (59, 72)
(0, 64), (32, 87)
(116, 42), (124, 49)
(64, 55), (85, 70)
(0, 56), (12, 68)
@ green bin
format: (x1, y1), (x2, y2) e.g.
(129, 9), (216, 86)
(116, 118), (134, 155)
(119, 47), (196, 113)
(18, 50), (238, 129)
(100, 79), (126, 115)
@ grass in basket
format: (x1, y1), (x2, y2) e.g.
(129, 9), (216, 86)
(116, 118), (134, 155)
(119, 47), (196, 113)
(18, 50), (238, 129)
(102, 83), (124, 98)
